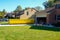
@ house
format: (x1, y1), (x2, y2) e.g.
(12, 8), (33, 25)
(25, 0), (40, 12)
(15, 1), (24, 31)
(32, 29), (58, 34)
(35, 4), (60, 25)
(47, 4), (60, 24)
(19, 8), (36, 19)
(5, 8), (36, 19)
(13, 10), (24, 19)
(5, 13), (15, 19)
(34, 0), (60, 25)
(46, 0), (60, 25)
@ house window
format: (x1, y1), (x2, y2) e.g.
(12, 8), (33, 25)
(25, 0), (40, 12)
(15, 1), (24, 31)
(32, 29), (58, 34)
(56, 15), (60, 20)
(55, 15), (56, 20)
(27, 12), (29, 15)
(55, 4), (60, 8)
(31, 9), (33, 11)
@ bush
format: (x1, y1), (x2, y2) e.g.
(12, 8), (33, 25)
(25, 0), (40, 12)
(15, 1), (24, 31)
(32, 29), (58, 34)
(52, 22), (60, 27)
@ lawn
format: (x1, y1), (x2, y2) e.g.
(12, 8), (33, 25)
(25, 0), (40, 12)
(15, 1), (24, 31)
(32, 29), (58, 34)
(0, 26), (60, 40)
(0, 21), (8, 24)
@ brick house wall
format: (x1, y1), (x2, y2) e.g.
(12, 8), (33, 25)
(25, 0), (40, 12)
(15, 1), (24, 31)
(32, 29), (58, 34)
(47, 8), (60, 24)
(55, 9), (60, 22)
(47, 12), (55, 24)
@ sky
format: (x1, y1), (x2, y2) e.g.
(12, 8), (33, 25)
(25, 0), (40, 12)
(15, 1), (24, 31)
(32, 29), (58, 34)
(0, 0), (47, 12)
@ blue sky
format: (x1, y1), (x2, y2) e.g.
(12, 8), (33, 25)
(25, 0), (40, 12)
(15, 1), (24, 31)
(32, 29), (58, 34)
(0, 0), (47, 12)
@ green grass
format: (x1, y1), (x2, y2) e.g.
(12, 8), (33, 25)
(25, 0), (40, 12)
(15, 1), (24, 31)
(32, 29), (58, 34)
(0, 26), (60, 40)
(0, 21), (8, 24)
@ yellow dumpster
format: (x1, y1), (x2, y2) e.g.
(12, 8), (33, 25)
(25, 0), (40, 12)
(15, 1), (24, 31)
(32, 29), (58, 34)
(8, 19), (34, 24)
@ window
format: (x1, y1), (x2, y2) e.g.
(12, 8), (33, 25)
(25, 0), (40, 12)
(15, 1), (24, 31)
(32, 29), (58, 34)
(56, 15), (60, 20)
(55, 15), (56, 20)
(31, 9), (33, 11)
(55, 4), (60, 8)
(27, 12), (29, 15)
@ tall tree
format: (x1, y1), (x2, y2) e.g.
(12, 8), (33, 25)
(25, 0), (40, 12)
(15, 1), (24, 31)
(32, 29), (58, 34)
(48, 0), (60, 2)
(13, 5), (22, 19)
(43, 1), (53, 8)
(14, 5), (22, 12)
(2, 9), (6, 13)
(53, 0), (60, 3)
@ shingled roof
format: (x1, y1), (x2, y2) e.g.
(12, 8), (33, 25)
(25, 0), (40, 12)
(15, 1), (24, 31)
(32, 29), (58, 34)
(36, 7), (55, 17)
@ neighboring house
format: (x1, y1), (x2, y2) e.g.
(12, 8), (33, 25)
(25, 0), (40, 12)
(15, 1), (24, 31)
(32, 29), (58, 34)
(4, 13), (15, 19)
(5, 8), (36, 19)
(15, 10), (24, 18)
(5, 11), (24, 19)
(11, 8), (36, 19)
(8, 8), (37, 24)
(19, 8), (36, 19)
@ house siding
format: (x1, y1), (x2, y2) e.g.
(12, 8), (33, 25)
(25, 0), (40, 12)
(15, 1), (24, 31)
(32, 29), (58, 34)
(20, 8), (36, 19)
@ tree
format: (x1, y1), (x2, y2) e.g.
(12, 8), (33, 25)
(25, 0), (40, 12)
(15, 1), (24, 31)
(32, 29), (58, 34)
(44, 0), (60, 8)
(35, 6), (42, 11)
(48, 0), (54, 2)
(0, 12), (5, 18)
(2, 9), (6, 13)
(13, 5), (22, 19)
(54, 0), (60, 3)
(43, 1), (48, 8)
(48, 0), (60, 2)
(48, 1), (53, 7)
(2, 9), (6, 18)
(43, 1), (53, 8)
(14, 5), (22, 12)
(0, 9), (6, 18)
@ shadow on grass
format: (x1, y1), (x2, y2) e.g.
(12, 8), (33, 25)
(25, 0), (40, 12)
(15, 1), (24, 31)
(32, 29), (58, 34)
(30, 26), (60, 32)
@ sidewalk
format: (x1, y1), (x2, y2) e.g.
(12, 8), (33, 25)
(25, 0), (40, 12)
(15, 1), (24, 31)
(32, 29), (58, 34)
(0, 24), (27, 27)
(0, 24), (34, 27)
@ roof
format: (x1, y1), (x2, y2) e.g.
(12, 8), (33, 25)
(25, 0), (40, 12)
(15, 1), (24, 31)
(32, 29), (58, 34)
(36, 11), (47, 17)
(36, 7), (55, 17)
(15, 10), (24, 16)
